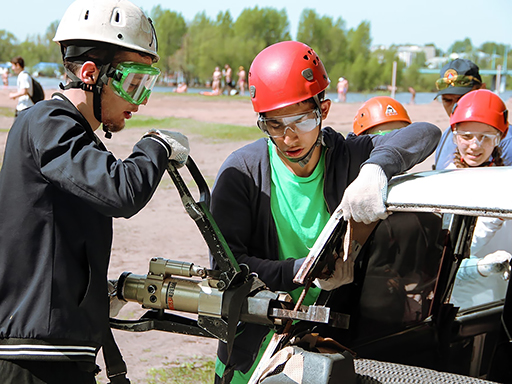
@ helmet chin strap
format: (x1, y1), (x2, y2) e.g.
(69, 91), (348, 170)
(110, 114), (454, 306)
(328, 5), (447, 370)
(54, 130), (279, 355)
(271, 129), (323, 168)
(60, 65), (114, 139)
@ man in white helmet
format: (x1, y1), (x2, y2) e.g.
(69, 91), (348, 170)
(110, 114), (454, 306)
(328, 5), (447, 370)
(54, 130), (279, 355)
(0, 0), (189, 382)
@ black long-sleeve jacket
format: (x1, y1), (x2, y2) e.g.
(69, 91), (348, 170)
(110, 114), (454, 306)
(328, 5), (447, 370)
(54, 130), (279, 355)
(0, 95), (169, 364)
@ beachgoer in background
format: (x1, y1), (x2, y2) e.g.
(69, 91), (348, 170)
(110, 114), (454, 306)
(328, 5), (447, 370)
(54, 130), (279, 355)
(237, 66), (246, 95)
(337, 76), (349, 102)
(447, 90), (511, 309)
(1, 67), (8, 87)
(433, 59), (512, 169)
(174, 82), (188, 93)
(223, 64), (234, 95)
(8, 56), (33, 117)
(211, 40), (441, 384)
(212, 66), (222, 94)
(408, 86), (416, 104)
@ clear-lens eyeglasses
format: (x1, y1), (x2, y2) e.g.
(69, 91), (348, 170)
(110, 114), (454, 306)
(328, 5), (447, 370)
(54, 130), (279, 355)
(453, 130), (501, 147)
(257, 109), (321, 138)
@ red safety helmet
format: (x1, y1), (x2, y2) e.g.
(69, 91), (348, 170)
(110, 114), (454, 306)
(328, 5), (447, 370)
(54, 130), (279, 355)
(450, 89), (509, 135)
(248, 41), (330, 113)
(353, 96), (411, 135)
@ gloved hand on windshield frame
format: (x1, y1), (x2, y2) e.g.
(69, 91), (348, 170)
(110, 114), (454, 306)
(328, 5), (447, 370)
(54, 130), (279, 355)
(341, 163), (389, 224)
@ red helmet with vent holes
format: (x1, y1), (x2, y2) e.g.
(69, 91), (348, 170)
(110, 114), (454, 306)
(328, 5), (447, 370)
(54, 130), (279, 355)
(248, 41), (330, 113)
(450, 89), (509, 135)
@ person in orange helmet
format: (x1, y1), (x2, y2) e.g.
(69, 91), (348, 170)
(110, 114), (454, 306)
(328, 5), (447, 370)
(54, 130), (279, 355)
(448, 89), (512, 310)
(210, 41), (441, 384)
(353, 96), (411, 136)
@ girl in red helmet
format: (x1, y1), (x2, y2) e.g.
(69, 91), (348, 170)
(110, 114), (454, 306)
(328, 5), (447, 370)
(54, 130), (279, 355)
(448, 90), (512, 310)
(211, 41), (441, 384)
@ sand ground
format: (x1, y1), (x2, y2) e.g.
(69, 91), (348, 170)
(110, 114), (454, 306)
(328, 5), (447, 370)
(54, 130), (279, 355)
(1, 87), (510, 382)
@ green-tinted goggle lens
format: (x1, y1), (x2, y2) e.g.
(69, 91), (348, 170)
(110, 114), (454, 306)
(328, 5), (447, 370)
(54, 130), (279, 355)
(435, 75), (480, 91)
(110, 62), (161, 105)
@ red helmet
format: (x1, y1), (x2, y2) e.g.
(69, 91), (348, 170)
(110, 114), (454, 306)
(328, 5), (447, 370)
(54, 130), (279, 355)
(353, 96), (411, 135)
(248, 41), (330, 113)
(450, 89), (509, 135)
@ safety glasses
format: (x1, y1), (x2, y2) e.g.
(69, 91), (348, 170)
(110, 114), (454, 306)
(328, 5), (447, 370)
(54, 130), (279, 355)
(257, 109), (321, 138)
(453, 130), (501, 147)
(110, 62), (161, 105)
(435, 75), (481, 91)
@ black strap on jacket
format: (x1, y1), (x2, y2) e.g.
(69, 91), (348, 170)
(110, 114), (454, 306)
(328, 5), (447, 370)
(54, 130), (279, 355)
(103, 327), (130, 384)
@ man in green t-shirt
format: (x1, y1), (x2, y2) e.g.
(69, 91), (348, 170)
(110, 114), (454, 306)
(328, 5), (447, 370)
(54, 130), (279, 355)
(210, 41), (441, 383)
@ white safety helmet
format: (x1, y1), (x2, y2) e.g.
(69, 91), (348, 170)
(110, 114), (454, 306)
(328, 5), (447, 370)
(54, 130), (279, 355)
(53, 0), (158, 62)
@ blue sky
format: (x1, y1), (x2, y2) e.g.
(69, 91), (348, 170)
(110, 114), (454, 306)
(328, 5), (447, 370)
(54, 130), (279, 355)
(3, 0), (511, 52)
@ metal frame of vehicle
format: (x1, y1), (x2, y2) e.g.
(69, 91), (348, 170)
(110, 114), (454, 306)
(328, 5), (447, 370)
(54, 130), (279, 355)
(342, 167), (512, 381)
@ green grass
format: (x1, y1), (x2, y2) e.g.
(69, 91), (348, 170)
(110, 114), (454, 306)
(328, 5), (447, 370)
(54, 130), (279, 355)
(0, 107), (12, 118)
(145, 357), (215, 384)
(125, 115), (264, 142)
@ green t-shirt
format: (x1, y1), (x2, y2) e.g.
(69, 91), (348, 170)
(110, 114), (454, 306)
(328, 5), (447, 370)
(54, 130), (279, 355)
(269, 140), (329, 304)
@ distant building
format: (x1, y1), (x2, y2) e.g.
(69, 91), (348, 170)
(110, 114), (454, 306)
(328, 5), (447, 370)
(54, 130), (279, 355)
(371, 45), (436, 68)
(396, 45), (436, 67)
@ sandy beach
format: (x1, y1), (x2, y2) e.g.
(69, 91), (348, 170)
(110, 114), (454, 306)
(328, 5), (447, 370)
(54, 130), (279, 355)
(1, 87), (510, 382)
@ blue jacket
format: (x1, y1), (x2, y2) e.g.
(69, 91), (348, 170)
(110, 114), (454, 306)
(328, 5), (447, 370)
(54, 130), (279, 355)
(211, 123), (441, 373)
(0, 95), (169, 364)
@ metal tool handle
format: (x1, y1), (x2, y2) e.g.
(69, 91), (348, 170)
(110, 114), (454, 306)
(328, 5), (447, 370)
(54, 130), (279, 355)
(167, 158), (242, 290)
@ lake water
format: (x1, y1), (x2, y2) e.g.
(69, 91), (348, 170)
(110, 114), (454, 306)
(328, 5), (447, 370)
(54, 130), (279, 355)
(7, 76), (512, 106)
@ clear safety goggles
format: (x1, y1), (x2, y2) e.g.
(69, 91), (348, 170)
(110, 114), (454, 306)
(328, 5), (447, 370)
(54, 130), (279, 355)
(435, 75), (481, 91)
(110, 62), (161, 105)
(257, 109), (321, 138)
(453, 130), (501, 147)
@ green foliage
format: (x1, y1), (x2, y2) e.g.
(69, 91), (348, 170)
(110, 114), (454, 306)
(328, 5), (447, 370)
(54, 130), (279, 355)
(0, 30), (18, 62)
(151, 7), (187, 74)
(2, 7), (510, 91)
(297, 9), (347, 82)
(449, 38), (474, 54)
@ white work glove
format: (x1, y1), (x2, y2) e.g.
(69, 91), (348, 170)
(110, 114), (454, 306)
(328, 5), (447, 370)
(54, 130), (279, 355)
(477, 250), (512, 278)
(313, 256), (354, 291)
(144, 129), (190, 168)
(108, 279), (127, 318)
(341, 164), (389, 224)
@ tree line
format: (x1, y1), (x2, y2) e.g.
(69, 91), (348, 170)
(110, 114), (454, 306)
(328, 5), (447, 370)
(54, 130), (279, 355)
(1, 7), (510, 92)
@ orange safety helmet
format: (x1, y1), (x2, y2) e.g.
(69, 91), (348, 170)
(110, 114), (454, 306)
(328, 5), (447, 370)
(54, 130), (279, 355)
(353, 96), (411, 135)
(450, 89), (509, 135)
(248, 41), (330, 113)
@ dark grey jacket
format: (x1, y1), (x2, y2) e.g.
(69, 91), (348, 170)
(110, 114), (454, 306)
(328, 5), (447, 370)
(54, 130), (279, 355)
(0, 95), (169, 364)
(211, 123), (441, 373)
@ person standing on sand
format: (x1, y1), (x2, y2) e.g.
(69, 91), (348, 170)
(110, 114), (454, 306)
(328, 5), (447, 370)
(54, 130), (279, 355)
(337, 76), (349, 102)
(237, 66), (246, 95)
(0, 0), (189, 382)
(211, 40), (441, 384)
(8, 56), (33, 117)
(223, 64), (234, 94)
(212, 66), (222, 94)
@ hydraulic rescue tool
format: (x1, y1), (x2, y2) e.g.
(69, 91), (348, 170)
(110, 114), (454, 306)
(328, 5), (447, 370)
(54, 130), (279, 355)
(110, 158), (347, 350)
